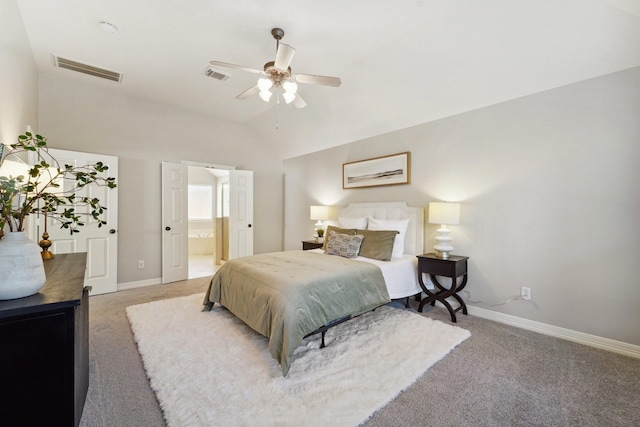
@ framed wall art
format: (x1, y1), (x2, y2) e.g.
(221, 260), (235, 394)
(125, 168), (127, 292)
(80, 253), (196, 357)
(343, 152), (410, 189)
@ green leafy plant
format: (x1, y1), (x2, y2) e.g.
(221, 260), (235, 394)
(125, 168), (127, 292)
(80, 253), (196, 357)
(0, 132), (116, 234)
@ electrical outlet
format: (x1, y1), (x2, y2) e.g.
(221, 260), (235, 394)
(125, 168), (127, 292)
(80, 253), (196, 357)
(521, 286), (531, 301)
(138, 260), (144, 269)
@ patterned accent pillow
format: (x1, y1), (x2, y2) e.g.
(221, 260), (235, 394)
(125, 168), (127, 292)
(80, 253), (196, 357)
(322, 225), (356, 251)
(325, 230), (364, 258)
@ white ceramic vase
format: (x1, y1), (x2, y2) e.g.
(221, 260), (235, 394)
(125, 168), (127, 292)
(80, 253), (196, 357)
(0, 231), (47, 300)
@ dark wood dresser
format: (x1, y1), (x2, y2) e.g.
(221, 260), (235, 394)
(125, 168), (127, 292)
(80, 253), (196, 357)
(0, 253), (89, 427)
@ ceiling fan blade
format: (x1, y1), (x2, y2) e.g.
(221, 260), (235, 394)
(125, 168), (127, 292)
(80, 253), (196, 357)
(293, 94), (307, 109)
(294, 73), (341, 87)
(236, 84), (259, 100)
(274, 43), (296, 71)
(209, 61), (265, 75)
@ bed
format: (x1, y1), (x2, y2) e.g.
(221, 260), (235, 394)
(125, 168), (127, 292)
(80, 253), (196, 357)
(332, 201), (424, 300)
(203, 202), (424, 375)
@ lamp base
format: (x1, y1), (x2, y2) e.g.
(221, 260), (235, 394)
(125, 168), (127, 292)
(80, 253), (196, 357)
(434, 224), (453, 259)
(41, 249), (55, 260)
(434, 249), (452, 259)
(39, 232), (54, 260)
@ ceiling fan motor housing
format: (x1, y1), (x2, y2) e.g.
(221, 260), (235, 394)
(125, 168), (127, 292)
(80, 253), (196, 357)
(263, 61), (293, 87)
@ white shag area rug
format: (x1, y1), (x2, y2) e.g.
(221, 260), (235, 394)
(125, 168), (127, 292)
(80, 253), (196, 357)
(126, 293), (470, 427)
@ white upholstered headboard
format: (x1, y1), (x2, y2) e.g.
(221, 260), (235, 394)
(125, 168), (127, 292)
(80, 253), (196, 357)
(338, 202), (424, 256)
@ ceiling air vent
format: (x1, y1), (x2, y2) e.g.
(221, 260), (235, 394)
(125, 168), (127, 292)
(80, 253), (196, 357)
(54, 56), (122, 83)
(204, 66), (229, 81)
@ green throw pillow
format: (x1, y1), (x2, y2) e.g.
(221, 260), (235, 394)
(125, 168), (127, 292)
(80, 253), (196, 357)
(356, 229), (398, 261)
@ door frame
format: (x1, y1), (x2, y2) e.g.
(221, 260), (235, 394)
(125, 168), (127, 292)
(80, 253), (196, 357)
(161, 161), (235, 284)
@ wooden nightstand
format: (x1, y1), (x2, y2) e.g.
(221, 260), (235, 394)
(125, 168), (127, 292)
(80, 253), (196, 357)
(416, 253), (469, 322)
(302, 240), (323, 250)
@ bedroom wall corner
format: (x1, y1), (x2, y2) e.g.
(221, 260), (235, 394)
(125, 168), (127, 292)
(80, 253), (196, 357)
(0, 0), (39, 145)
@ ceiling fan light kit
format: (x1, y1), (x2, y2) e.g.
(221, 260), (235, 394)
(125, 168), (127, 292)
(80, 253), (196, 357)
(209, 28), (341, 109)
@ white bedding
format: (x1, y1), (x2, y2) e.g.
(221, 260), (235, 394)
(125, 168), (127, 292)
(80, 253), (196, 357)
(309, 249), (421, 299)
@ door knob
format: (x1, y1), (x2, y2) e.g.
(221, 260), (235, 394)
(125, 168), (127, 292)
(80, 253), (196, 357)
(248, 224), (252, 228)
(165, 226), (171, 231)
(109, 229), (116, 234)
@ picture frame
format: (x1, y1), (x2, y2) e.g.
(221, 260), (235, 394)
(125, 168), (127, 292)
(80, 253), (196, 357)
(343, 152), (410, 189)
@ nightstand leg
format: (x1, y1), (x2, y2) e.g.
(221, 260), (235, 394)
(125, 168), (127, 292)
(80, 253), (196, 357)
(441, 298), (458, 323)
(426, 274), (466, 322)
(452, 274), (468, 315)
(451, 293), (468, 315)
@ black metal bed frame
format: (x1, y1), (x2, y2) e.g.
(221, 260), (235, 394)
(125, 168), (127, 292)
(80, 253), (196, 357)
(303, 292), (421, 348)
(205, 293), (421, 350)
(303, 315), (354, 348)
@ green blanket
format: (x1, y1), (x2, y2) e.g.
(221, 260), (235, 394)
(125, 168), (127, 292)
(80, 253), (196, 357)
(203, 250), (390, 375)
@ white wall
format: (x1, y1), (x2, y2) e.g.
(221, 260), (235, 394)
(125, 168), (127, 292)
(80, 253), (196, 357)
(284, 67), (640, 346)
(0, 0), (38, 146)
(38, 73), (284, 284)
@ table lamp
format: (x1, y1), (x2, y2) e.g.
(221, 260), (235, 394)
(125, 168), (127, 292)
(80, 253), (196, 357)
(310, 205), (330, 239)
(428, 202), (460, 259)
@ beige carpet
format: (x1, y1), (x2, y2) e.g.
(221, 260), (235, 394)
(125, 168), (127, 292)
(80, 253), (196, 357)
(127, 293), (470, 427)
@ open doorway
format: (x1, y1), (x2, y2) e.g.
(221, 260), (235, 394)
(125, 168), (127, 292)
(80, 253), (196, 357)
(187, 165), (230, 279)
(162, 162), (252, 284)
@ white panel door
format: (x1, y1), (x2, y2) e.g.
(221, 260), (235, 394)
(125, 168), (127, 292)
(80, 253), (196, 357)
(228, 170), (253, 259)
(44, 149), (119, 295)
(161, 162), (188, 283)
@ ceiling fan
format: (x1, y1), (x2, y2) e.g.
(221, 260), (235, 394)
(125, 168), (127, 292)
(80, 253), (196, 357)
(209, 28), (342, 109)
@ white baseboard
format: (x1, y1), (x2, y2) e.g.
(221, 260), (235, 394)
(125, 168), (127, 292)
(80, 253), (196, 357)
(118, 277), (162, 291)
(467, 305), (640, 359)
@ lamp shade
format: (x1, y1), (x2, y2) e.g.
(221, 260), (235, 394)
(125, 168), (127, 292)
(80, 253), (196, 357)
(282, 80), (297, 95)
(258, 78), (273, 91)
(310, 205), (330, 221)
(282, 91), (296, 104)
(259, 89), (272, 102)
(428, 202), (460, 225)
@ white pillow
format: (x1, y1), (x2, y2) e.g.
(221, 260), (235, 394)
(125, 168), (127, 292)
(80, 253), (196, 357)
(338, 216), (368, 229)
(367, 217), (410, 258)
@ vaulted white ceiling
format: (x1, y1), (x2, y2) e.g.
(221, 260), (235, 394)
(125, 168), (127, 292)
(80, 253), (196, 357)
(16, 0), (640, 159)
